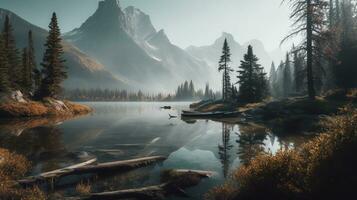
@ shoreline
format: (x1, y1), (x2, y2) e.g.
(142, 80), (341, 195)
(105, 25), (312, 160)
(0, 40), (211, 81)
(0, 99), (92, 119)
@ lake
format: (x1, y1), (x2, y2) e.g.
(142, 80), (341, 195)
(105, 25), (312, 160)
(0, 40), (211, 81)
(0, 102), (308, 199)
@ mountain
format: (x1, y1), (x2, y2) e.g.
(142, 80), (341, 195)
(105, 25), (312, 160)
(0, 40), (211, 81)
(124, 6), (210, 85)
(186, 32), (278, 89)
(0, 8), (126, 90)
(65, 0), (211, 92)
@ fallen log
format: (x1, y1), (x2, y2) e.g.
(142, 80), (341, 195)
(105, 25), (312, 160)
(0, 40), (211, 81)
(18, 156), (166, 185)
(173, 169), (215, 178)
(81, 184), (169, 200)
(75, 169), (213, 200)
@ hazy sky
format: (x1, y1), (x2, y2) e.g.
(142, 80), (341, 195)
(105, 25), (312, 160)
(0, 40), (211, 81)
(0, 0), (293, 51)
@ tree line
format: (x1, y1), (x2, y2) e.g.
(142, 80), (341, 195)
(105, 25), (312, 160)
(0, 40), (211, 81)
(66, 82), (219, 102)
(272, 0), (357, 99)
(64, 88), (175, 102)
(219, 39), (269, 103)
(175, 80), (217, 101)
(0, 12), (66, 100)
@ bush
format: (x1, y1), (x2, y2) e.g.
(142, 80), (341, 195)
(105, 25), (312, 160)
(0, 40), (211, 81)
(0, 148), (46, 200)
(207, 106), (357, 200)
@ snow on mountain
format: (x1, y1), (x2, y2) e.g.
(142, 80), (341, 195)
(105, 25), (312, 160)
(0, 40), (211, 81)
(64, 0), (211, 92)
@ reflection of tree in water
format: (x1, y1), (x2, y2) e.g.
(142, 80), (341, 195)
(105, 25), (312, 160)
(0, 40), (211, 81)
(236, 124), (268, 165)
(0, 126), (66, 170)
(218, 123), (234, 178)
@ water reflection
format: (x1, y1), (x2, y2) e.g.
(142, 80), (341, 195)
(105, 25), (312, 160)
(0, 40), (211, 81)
(236, 124), (267, 165)
(218, 123), (234, 177)
(0, 102), (310, 199)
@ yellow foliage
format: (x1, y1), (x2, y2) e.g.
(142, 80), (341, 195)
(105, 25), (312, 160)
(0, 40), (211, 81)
(76, 182), (91, 196)
(0, 149), (45, 200)
(207, 106), (357, 200)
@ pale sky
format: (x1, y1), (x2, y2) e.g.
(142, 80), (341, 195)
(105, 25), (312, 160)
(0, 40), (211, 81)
(0, 0), (293, 51)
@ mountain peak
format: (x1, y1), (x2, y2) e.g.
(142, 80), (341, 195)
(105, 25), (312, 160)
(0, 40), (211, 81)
(149, 29), (170, 45)
(244, 39), (266, 51)
(68, 0), (127, 37)
(124, 6), (157, 41)
(213, 32), (238, 47)
(221, 32), (235, 41)
(98, 0), (121, 9)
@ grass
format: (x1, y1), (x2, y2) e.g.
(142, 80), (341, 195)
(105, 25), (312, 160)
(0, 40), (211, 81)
(206, 106), (357, 200)
(0, 99), (92, 118)
(76, 182), (92, 196)
(0, 148), (46, 200)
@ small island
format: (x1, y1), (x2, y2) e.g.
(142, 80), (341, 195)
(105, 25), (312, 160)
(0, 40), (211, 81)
(0, 13), (91, 119)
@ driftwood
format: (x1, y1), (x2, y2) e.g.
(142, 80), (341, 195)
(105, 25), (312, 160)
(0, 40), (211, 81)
(75, 169), (214, 200)
(81, 184), (169, 200)
(18, 156), (166, 185)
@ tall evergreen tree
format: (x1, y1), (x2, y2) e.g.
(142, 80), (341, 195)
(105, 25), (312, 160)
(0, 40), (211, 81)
(237, 45), (267, 103)
(189, 80), (195, 98)
(2, 15), (21, 90)
(334, 0), (357, 91)
(21, 47), (32, 93)
(293, 50), (306, 93)
(269, 62), (277, 97)
(283, 53), (293, 97)
(219, 39), (233, 101)
(0, 33), (10, 93)
(283, 0), (328, 100)
(39, 13), (67, 98)
(28, 30), (40, 94)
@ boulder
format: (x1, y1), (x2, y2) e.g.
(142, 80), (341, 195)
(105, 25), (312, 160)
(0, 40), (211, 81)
(10, 91), (27, 103)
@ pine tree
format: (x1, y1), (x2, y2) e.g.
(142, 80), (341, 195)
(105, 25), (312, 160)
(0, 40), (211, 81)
(269, 62), (277, 97)
(183, 81), (189, 99)
(2, 15), (21, 90)
(28, 30), (40, 94)
(0, 33), (10, 93)
(283, 53), (293, 97)
(204, 83), (210, 100)
(237, 45), (267, 103)
(189, 80), (195, 98)
(219, 39), (233, 101)
(293, 50), (306, 93)
(283, 0), (328, 100)
(21, 47), (32, 93)
(39, 13), (67, 98)
(334, 0), (357, 91)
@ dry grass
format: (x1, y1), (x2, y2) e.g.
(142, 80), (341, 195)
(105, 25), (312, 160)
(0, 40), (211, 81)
(64, 101), (92, 115)
(0, 101), (48, 118)
(0, 148), (46, 200)
(76, 182), (92, 196)
(0, 100), (92, 118)
(207, 106), (357, 200)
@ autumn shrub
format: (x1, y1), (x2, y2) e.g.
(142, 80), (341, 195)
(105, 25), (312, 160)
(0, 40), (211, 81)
(0, 148), (45, 200)
(0, 102), (48, 117)
(64, 101), (92, 115)
(207, 106), (357, 200)
(76, 182), (91, 196)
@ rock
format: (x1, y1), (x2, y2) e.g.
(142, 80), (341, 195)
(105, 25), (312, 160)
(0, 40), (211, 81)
(44, 98), (69, 111)
(10, 91), (27, 103)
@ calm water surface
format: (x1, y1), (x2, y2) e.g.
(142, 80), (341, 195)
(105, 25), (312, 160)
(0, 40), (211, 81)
(0, 102), (308, 199)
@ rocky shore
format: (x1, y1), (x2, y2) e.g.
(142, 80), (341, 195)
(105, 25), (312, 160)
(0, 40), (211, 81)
(0, 91), (92, 118)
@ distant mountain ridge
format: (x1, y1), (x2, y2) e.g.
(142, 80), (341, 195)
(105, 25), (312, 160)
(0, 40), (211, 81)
(64, 0), (211, 92)
(186, 32), (284, 88)
(0, 1), (284, 92)
(0, 8), (128, 90)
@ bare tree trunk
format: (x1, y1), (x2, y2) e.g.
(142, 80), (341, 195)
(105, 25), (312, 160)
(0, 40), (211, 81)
(306, 0), (316, 100)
